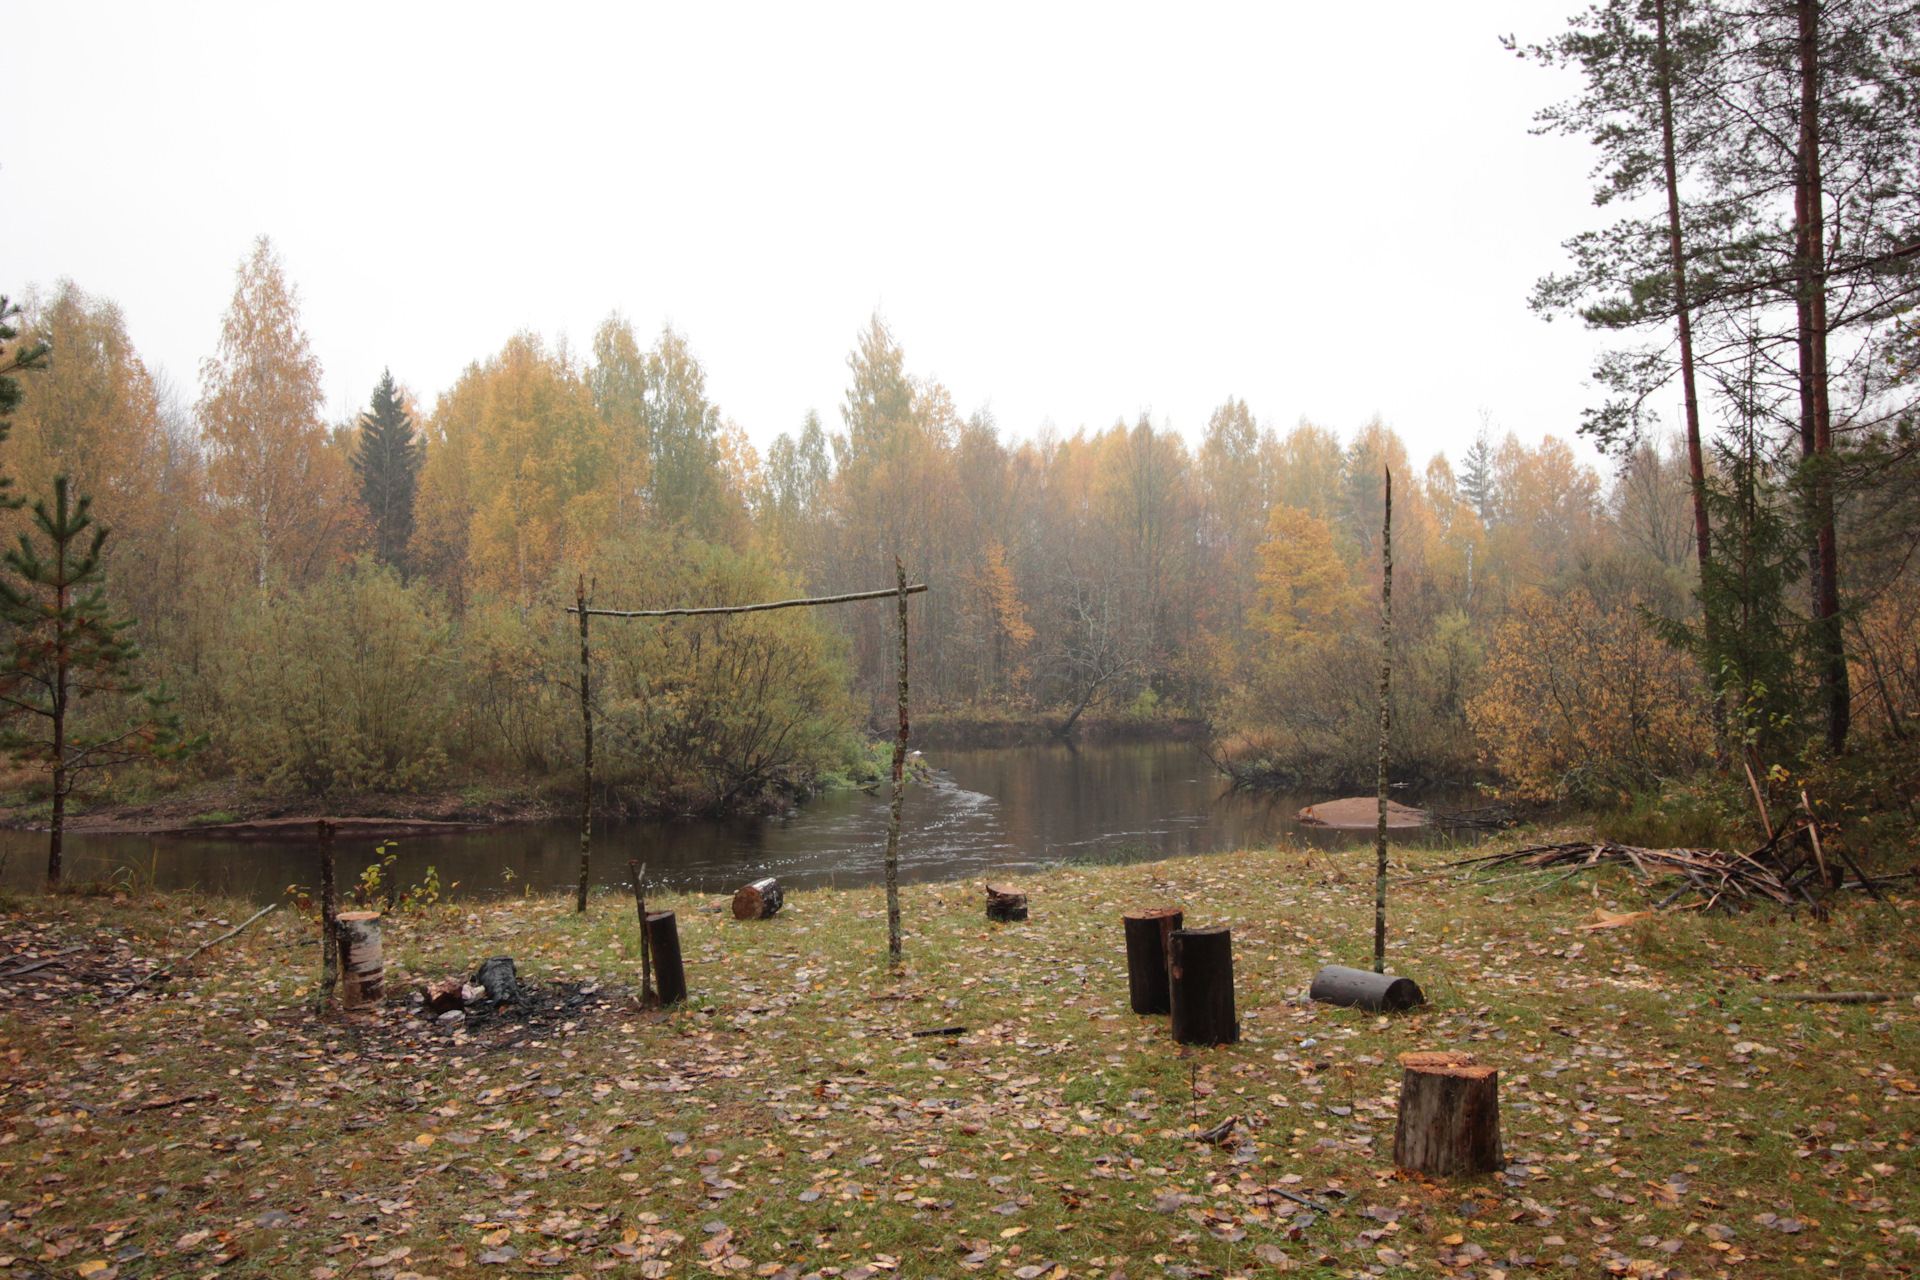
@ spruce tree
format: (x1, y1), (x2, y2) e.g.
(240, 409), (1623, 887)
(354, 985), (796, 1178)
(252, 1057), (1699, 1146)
(352, 369), (422, 571)
(1457, 429), (1496, 525)
(0, 478), (194, 886)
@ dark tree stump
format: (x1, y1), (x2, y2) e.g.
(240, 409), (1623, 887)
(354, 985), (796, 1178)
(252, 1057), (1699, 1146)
(472, 956), (523, 1006)
(1168, 926), (1238, 1045)
(1392, 1051), (1502, 1176)
(732, 877), (785, 920)
(1123, 906), (1183, 1014)
(985, 884), (1029, 922)
(645, 910), (688, 1005)
(1310, 964), (1426, 1011)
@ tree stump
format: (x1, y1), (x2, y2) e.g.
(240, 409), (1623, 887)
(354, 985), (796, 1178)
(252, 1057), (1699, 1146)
(645, 910), (688, 1005)
(732, 877), (785, 920)
(335, 911), (384, 1009)
(1168, 926), (1238, 1045)
(1392, 1051), (1502, 1176)
(1123, 906), (1183, 1014)
(985, 884), (1028, 922)
(1310, 964), (1425, 1011)
(472, 956), (523, 1006)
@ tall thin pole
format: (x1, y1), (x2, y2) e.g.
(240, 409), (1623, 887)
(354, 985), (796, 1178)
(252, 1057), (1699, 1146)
(1374, 469), (1393, 974)
(884, 556), (910, 964)
(576, 574), (593, 914)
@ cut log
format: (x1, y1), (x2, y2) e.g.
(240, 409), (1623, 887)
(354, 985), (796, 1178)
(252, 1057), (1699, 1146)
(335, 911), (384, 1010)
(423, 978), (465, 1015)
(1123, 906), (1183, 1014)
(645, 910), (688, 1005)
(1392, 1051), (1502, 1176)
(1168, 926), (1239, 1046)
(1310, 964), (1425, 1012)
(472, 956), (523, 1006)
(985, 883), (1029, 922)
(732, 877), (785, 920)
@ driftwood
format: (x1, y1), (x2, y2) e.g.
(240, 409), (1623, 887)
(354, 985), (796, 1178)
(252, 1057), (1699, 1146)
(912, 1025), (968, 1038)
(1779, 991), (1912, 1004)
(1168, 926), (1239, 1046)
(1435, 825), (1909, 914)
(116, 904), (277, 1001)
(985, 884), (1029, 922)
(1393, 1051), (1502, 1176)
(733, 876), (785, 920)
(1123, 907), (1183, 1014)
(1196, 1115), (1238, 1145)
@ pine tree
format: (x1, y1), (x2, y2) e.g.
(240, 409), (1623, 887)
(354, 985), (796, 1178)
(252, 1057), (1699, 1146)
(352, 369), (422, 571)
(0, 478), (195, 886)
(0, 293), (52, 510)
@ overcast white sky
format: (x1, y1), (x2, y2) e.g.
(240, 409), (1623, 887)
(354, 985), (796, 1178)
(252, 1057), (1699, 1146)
(3, 2), (1632, 469)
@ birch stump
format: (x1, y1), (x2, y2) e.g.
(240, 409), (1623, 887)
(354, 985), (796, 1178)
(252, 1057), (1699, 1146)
(1123, 906), (1183, 1014)
(1392, 1051), (1502, 1176)
(335, 911), (385, 1009)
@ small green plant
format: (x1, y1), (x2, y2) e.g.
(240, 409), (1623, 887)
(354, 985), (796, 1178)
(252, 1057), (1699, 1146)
(347, 842), (451, 913)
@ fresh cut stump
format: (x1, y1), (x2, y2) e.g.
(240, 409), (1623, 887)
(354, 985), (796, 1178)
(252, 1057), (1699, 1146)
(1392, 1051), (1503, 1176)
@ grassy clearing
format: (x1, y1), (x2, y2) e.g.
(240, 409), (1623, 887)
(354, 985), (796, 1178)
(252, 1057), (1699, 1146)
(1, 834), (1916, 1280)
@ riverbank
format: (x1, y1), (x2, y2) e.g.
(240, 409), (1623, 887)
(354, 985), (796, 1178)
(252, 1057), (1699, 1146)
(4, 834), (1913, 1279)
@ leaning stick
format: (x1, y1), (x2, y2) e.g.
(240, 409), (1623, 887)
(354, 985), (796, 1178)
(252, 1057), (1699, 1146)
(628, 859), (653, 1005)
(116, 904), (278, 1001)
(570, 583), (927, 619)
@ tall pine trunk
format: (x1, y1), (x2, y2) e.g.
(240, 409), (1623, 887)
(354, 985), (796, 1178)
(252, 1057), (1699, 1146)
(1795, 0), (1850, 752)
(1655, 0), (1712, 577)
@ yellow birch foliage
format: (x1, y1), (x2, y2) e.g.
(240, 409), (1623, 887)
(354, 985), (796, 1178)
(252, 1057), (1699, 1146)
(1468, 587), (1711, 801)
(196, 236), (351, 585)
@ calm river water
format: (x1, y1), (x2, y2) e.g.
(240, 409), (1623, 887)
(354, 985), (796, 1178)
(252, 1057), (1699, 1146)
(0, 742), (1478, 903)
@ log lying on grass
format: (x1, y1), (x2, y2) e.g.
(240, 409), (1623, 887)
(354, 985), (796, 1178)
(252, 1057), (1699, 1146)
(645, 910), (688, 1005)
(732, 877), (785, 920)
(1168, 926), (1238, 1046)
(985, 884), (1029, 922)
(1392, 1051), (1501, 1176)
(1123, 907), (1183, 1014)
(336, 911), (385, 1009)
(1311, 964), (1425, 1011)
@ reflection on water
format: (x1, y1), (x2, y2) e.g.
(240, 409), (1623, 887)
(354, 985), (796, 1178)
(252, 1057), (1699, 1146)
(0, 741), (1481, 904)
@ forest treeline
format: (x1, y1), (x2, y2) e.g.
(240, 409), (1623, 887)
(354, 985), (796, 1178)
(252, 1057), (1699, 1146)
(2, 2), (1917, 816)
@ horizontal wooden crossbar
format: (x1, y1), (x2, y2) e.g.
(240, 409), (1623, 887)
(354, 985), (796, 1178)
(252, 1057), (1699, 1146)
(569, 582), (927, 619)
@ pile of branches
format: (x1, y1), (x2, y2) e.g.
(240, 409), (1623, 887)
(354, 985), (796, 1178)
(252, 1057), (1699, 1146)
(1439, 821), (1911, 915)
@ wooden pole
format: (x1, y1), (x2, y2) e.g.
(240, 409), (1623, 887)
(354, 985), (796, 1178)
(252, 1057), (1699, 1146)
(628, 859), (653, 1005)
(884, 556), (909, 965)
(317, 819), (337, 1013)
(576, 574), (593, 914)
(1123, 907), (1183, 1015)
(1375, 468), (1393, 974)
(572, 582), (927, 619)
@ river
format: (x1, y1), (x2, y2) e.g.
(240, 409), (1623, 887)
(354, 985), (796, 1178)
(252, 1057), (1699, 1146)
(0, 741), (1481, 904)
